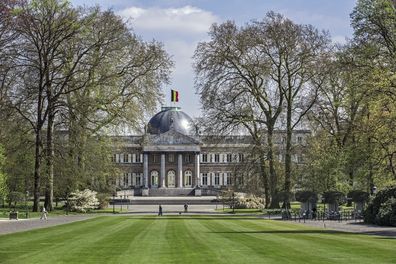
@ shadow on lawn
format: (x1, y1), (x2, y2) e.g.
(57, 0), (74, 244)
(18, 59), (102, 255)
(124, 216), (263, 221)
(207, 230), (348, 235)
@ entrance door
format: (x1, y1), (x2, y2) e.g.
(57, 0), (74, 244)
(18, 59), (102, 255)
(167, 170), (176, 187)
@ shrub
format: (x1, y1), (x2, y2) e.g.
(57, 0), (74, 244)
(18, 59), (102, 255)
(68, 189), (99, 213)
(234, 195), (264, 209)
(364, 186), (396, 226)
(97, 193), (110, 209)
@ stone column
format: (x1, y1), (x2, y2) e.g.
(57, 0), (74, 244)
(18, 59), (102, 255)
(160, 153), (166, 187)
(178, 154), (183, 188)
(195, 153), (200, 187)
(143, 153), (148, 188)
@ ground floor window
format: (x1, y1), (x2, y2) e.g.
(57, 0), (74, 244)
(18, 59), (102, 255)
(226, 173), (232, 185)
(184, 170), (192, 187)
(167, 170), (176, 187)
(151, 170), (159, 187)
(134, 173), (142, 187)
(214, 173), (220, 186)
(202, 173), (208, 186)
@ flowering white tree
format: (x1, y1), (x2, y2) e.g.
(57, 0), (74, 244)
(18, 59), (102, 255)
(68, 189), (99, 213)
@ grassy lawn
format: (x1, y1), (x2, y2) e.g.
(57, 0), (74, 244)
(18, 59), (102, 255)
(0, 216), (395, 264)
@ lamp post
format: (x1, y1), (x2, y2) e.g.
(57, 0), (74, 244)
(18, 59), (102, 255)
(25, 191), (29, 219)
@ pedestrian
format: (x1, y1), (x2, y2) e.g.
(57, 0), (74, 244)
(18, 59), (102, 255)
(40, 207), (48, 220)
(158, 204), (163, 216)
(184, 203), (188, 213)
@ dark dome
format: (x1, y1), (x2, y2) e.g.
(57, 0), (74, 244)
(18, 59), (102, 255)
(147, 107), (196, 135)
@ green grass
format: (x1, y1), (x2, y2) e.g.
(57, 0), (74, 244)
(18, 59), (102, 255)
(0, 216), (395, 264)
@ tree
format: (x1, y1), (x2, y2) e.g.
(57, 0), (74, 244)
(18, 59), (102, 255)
(194, 19), (284, 207)
(7, 1), (172, 211)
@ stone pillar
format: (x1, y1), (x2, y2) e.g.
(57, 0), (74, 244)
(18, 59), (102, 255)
(143, 153), (148, 188)
(195, 153), (200, 187)
(178, 154), (183, 188)
(160, 153), (166, 188)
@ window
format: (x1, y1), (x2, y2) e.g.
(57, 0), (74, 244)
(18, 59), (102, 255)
(184, 170), (192, 187)
(297, 154), (304, 164)
(112, 154), (116, 163)
(152, 154), (158, 163)
(135, 153), (141, 163)
(135, 174), (141, 186)
(238, 153), (244, 163)
(167, 170), (176, 187)
(168, 154), (174, 162)
(123, 154), (129, 163)
(202, 173), (208, 186)
(297, 136), (303, 144)
(226, 154), (232, 162)
(151, 170), (159, 187)
(214, 173), (220, 186)
(202, 154), (208, 163)
(185, 154), (192, 163)
(214, 154), (220, 162)
(226, 173), (232, 185)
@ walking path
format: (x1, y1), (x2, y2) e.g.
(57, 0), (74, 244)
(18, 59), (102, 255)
(0, 215), (92, 235)
(290, 219), (396, 238)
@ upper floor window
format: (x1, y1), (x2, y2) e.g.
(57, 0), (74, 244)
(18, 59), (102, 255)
(226, 154), (232, 162)
(202, 154), (208, 163)
(185, 154), (192, 163)
(214, 154), (220, 162)
(135, 153), (141, 163)
(168, 154), (174, 162)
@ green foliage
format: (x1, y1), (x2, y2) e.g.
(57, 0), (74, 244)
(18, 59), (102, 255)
(364, 185), (396, 226)
(96, 193), (110, 209)
(7, 191), (24, 208)
(322, 191), (345, 204)
(347, 190), (369, 203)
(295, 191), (318, 203)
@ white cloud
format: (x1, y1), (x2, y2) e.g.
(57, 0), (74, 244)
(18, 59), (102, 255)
(118, 5), (219, 34)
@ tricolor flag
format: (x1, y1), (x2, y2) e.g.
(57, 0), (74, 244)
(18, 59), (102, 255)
(171, 89), (179, 102)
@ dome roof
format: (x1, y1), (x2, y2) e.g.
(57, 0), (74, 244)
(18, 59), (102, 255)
(147, 107), (196, 135)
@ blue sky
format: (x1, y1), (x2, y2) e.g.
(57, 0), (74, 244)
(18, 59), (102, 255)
(70, 0), (357, 118)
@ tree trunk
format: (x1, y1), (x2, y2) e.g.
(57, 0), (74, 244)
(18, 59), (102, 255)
(284, 94), (293, 194)
(259, 155), (270, 208)
(267, 125), (279, 208)
(44, 105), (54, 211)
(33, 130), (42, 212)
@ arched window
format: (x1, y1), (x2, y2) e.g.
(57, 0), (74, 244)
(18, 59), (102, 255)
(184, 170), (192, 187)
(151, 170), (159, 188)
(167, 170), (176, 188)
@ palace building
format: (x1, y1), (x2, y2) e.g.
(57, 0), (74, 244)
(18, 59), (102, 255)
(112, 106), (309, 196)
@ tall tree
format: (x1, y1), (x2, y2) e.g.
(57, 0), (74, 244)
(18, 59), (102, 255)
(194, 19), (284, 207)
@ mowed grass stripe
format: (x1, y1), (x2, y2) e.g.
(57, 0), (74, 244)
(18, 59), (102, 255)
(0, 216), (395, 264)
(0, 217), (150, 264)
(210, 218), (396, 263)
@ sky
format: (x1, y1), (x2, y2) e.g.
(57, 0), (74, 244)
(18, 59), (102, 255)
(70, 0), (357, 118)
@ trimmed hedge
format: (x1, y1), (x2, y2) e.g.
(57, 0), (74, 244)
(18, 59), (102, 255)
(364, 186), (396, 226)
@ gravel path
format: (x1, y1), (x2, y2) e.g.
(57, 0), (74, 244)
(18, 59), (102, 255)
(0, 215), (93, 235)
(290, 219), (396, 238)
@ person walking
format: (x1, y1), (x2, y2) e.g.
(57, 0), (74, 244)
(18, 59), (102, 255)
(40, 207), (48, 220)
(158, 204), (163, 216)
(184, 203), (188, 213)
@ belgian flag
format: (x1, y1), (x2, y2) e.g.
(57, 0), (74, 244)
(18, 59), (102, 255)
(171, 89), (179, 102)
